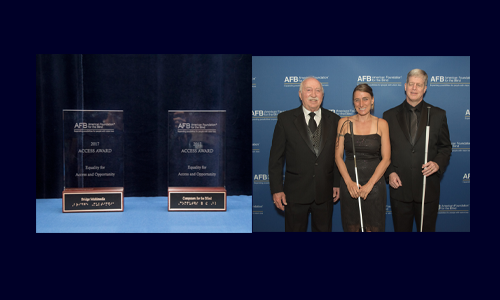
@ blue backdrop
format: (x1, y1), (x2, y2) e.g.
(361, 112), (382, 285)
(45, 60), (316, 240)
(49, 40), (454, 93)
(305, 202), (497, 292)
(252, 56), (470, 232)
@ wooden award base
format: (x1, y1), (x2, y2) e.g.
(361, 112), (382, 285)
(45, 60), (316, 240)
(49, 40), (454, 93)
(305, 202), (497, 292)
(62, 187), (124, 213)
(168, 187), (227, 211)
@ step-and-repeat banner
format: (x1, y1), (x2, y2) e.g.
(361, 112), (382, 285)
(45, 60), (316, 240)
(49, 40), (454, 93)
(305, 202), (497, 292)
(252, 56), (470, 232)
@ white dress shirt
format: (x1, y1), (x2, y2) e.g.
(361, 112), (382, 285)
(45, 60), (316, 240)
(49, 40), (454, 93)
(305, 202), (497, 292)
(302, 106), (322, 128)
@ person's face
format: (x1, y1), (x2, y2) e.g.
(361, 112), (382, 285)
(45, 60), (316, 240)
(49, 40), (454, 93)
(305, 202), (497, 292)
(405, 76), (427, 105)
(299, 78), (324, 112)
(353, 91), (374, 116)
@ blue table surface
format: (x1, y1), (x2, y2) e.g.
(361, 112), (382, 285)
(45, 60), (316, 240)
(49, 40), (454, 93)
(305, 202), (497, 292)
(36, 196), (252, 233)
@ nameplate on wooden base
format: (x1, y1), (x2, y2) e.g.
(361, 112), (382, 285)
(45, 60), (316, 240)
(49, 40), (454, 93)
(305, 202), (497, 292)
(62, 187), (124, 213)
(168, 187), (226, 211)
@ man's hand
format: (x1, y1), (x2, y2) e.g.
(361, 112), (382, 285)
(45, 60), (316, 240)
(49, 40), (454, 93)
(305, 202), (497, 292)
(389, 172), (402, 189)
(422, 161), (439, 177)
(333, 187), (340, 202)
(273, 192), (287, 211)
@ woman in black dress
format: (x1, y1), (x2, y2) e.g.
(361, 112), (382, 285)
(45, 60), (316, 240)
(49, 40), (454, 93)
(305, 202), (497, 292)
(335, 84), (391, 232)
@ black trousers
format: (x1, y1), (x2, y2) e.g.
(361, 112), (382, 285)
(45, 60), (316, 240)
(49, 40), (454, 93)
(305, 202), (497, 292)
(390, 197), (439, 232)
(285, 200), (333, 232)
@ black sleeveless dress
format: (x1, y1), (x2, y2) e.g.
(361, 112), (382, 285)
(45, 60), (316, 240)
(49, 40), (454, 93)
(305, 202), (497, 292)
(340, 133), (386, 232)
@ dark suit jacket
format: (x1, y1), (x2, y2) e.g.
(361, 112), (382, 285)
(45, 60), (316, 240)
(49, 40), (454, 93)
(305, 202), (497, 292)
(269, 106), (341, 205)
(383, 100), (452, 203)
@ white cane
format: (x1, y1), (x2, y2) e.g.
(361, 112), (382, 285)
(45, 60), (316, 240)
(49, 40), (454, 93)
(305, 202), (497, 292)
(350, 121), (364, 232)
(420, 107), (431, 232)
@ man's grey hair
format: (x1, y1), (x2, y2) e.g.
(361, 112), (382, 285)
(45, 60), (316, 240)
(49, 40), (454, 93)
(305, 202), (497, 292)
(299, 76), (324, 93)
(406, 69), (428, 86)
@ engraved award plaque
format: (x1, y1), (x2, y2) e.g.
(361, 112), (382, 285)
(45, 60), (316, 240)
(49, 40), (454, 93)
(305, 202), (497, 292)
(168, 110), (226, 211)
(62, 110), (124, 212)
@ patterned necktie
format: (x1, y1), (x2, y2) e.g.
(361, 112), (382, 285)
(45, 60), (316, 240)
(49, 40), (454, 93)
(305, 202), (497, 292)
(410, 107), (417, 145)
(308, 112), (317, 133)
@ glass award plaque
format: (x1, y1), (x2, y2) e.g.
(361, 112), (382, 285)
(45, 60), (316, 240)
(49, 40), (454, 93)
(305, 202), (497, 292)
(62, 110), (124, 212)
(168, 110), (226, 211)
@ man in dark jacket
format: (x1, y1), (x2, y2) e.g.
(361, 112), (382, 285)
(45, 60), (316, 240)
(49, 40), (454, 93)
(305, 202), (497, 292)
(383, 69), (452, 232)
(269, 77), (341, 232)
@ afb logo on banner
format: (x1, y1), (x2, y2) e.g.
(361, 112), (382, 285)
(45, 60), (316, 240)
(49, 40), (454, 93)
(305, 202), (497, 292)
(357, 75), (403, 86)
(463, 173), (470, 183)
(430, 75), (470, 87)
(254, 173), (269, 184)
(284, 76), (329, 88)
(452, 141), (470, 152)
(253, 204), (263, 215)
(252, 142), (260, 154)
(438, 203), (469, 214)
(329, 108), (356, 117)
(252, 109), (284, 121)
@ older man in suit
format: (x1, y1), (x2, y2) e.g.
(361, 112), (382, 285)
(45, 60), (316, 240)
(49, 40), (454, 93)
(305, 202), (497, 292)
(383, 69), (452, 232)
(269, 77), (341, 232)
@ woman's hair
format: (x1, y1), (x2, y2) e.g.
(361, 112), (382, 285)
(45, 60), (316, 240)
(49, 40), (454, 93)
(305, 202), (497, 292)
(352, 83), (373, 100)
